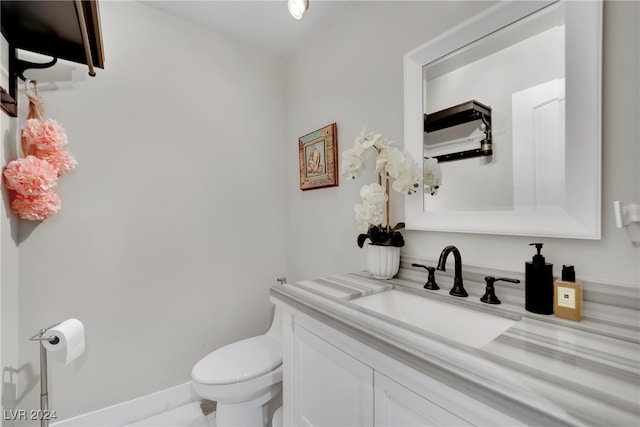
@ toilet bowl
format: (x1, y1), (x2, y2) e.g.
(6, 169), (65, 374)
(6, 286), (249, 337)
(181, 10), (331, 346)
(191, 307), (282, 427)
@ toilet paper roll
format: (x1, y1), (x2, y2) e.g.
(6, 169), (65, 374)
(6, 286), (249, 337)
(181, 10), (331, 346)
(42, 318), (85, 365)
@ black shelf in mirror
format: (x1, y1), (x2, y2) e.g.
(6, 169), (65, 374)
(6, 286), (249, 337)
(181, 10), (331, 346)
(424, 100), (491, 133)
(423, 100), (492, 163)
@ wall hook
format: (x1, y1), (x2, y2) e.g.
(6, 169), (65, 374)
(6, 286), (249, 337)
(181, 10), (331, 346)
(24, 79), (39, 95)
(614, 201), (640, 246)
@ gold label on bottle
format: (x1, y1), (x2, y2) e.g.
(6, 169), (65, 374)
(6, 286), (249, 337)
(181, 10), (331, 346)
(557, 286), (576, 309)
(554, 281), (583, 321)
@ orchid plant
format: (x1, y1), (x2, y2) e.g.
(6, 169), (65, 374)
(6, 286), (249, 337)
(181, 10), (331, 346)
(341, 128), (421, 248)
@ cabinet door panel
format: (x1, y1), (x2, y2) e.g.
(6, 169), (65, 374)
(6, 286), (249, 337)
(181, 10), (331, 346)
(374, 372), (472, 427)
(293, 325), (374, 427)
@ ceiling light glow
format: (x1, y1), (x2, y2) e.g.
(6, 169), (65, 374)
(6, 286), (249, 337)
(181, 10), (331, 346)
(288, 0), (309, 20)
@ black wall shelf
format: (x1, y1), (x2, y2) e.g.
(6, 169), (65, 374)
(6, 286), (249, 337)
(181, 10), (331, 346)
(1, 0), (105, 117)
(424, 100), (493, 163)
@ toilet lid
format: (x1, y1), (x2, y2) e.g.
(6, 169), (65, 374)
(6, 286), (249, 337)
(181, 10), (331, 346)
(192, 335), (282, 385)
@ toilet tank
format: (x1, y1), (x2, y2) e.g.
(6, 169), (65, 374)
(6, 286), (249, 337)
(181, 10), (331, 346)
(265, 305), (282, 342)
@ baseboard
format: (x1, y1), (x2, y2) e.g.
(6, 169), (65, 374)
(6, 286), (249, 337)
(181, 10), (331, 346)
(51, 381), (198, 426)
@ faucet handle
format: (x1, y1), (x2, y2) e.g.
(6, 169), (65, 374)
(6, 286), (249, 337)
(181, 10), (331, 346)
(480, 276), (520, 304)
(412, 263), (440, 290)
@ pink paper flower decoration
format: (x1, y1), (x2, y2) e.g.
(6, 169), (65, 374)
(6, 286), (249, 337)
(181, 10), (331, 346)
(32, 148), (78, 177)
(22, 118), (68, 153)
(3, 155), (58, 195)
(11, 191), (61, 221)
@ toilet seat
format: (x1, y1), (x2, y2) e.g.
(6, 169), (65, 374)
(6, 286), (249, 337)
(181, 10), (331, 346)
(192, 335), (282, 385)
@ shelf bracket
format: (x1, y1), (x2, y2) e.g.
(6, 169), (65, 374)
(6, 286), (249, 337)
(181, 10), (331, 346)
(1, 43), (58, 117)
(15, 56), (58, 82)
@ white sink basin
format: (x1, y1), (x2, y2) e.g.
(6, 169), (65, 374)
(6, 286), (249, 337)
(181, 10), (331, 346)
(351, 289), (516, 348)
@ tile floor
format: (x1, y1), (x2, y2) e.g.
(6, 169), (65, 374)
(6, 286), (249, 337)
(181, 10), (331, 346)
(124, 401), (215, 427)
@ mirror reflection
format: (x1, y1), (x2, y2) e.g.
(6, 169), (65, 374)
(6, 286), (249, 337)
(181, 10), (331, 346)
(423, 2), (565, 213)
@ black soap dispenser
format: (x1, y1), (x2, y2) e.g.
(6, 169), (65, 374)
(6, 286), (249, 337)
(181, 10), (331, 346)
(525, 243), (554, 314)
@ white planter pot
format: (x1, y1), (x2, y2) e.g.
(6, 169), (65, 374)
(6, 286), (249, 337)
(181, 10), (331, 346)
(366, 244), (400, 280)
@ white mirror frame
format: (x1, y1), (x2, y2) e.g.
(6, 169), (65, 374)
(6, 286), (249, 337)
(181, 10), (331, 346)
(404, 0), (602, 239)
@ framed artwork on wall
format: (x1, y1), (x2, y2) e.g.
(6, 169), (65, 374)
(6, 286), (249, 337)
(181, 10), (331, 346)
(298, 122), (339, 190)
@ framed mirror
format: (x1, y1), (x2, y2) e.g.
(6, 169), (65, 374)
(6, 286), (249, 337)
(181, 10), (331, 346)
(404, 0), (602, 239)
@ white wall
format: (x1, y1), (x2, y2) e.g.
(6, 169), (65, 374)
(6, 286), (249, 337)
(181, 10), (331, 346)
(13, 1), (287, 421)
(1, 34), (21, 427)
(285, 0), (639, 285)
(1, 0), (638, 423)
(0, 112), (20, 427)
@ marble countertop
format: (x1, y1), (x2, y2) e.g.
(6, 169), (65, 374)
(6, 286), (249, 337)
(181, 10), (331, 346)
(269, 260), (640, 427)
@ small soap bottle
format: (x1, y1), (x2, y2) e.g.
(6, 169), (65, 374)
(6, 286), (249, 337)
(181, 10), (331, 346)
(554, 265), (583, 321)
(525, 243), (554, 314)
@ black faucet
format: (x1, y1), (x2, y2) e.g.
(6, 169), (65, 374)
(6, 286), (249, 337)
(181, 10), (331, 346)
(436, 245), (468, 297)
(412, 263), (440, 290)
(480, 276), (521, 304)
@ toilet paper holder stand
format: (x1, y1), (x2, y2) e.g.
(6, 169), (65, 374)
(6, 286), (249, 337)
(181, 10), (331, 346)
(29, 322), (61, 427)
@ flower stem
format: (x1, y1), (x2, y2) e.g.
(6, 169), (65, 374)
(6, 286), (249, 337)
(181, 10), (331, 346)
(378, 171), (391, 231)
(385, 174), (390, 230)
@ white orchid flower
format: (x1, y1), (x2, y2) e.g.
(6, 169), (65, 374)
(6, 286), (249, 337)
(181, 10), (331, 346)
(360, 183), (387, 204)
(373, 136), (394, 152)
(341, 147), (365, 179)
(355, 127), (383, 149)
(423, 157), (442, 196)
(381, 147), (407, 177)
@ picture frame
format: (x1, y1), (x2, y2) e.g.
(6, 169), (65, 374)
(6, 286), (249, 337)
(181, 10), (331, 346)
(298, 122), (339, 191)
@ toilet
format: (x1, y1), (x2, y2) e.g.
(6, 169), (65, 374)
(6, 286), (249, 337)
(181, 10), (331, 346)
(191, 307), (283, 427)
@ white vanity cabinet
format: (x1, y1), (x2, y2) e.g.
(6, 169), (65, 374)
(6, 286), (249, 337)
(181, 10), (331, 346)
(282, 309), (523, 427)
(374, 372), (471, 427)
(292, 325), (373, 426)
